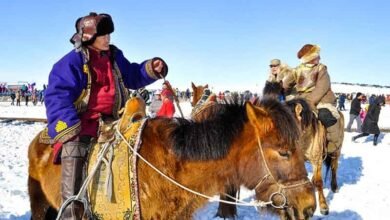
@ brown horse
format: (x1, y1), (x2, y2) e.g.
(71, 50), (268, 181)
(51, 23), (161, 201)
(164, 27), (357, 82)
(191, 82), (208, 107)
(263, 81), (345, 215)
(28, 97), (316, 219)
(192, 82), (344, 217)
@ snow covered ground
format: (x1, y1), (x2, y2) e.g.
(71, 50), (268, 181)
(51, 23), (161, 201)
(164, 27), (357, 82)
(1, 99), (390, 220)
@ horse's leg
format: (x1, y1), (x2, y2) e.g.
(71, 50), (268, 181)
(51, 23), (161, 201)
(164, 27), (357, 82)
(312, 161), (329, 215)
(28, 176), (56, 220)
(330, 151), (340, 193)
(216, 185), (238, 219)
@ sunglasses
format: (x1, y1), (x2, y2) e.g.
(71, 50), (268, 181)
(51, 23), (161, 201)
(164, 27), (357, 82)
(269, 65), (279, 68)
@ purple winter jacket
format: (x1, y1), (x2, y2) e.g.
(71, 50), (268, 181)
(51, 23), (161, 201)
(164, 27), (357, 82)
(45, 45), (166, 143)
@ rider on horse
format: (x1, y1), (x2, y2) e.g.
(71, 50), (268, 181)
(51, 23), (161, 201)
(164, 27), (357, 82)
(44, 12), (168, 219)
(282, 44), (342, 153)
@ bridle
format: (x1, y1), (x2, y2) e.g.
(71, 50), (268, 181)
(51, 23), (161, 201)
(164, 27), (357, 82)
(253, 136), (312, 209)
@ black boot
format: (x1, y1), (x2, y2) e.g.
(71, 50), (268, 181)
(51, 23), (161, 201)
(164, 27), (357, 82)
(352, 133), (369, 142)
(61, 141), (88, 220)
(373, 135), (379, 146)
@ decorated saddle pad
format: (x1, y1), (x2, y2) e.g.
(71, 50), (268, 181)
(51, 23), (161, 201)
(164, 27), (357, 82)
(86, 97), (147, 220)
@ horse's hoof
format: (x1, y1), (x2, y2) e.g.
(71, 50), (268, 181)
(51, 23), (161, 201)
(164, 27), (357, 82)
(320, 208), (329, 215)
(331, 187), (339, 193)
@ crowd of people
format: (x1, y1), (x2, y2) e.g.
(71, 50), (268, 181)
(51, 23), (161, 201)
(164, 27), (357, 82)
(1, 84), (46, 106)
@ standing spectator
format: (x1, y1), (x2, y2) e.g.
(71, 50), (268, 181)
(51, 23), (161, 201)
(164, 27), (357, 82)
(352, 96), (386, 146)
(360, 104), (369, 122)
(368, 94), (376, 105)
(149, 90), (163, 117)
(346, 92), (363, 132)
(25, 92), (29, 106)
(16, 90), (21, 106)
(337, 93), (346, 111)
(10, 92), (16, 105)
(157, 89), (175, 118)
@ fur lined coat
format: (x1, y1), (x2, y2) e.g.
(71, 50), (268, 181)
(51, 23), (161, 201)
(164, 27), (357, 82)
(283, 63), (336, 107)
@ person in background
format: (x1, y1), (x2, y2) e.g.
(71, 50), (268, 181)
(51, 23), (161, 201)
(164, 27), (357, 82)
(44, 12), (168, 219)
(337, 93), (346, 111)
(368, 94), (376, 105)
(352, 96), (386, 146)
(16, 90), (21, 106)
(346, 92), (363, 132)
(267, 59), (292, 101)
(360, 104), (369, 122)
(149, 90), (163, 117)
(25, 92), (29, 106)
(10, 92), (16, 105)
(157, 89), (175, 118)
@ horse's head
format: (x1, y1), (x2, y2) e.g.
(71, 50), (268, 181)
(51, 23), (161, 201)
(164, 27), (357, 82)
(191, 82), (208, 107)
(244, 98), (316, 219)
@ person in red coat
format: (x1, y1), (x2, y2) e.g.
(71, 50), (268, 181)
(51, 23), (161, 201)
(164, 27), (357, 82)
(157, 89), (175, 118)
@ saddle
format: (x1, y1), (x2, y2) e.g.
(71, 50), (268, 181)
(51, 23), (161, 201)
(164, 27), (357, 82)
(87, 97), (146, 220)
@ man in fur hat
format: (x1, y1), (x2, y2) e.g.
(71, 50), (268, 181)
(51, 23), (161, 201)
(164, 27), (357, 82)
(283, 44), (342, 153)
(45, 12), (168, 219)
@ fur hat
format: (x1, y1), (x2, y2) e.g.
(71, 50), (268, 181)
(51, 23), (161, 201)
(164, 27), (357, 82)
(70, 12), (114, 50)
(297, 44), (321, 63)
(270, 59), (281, 66)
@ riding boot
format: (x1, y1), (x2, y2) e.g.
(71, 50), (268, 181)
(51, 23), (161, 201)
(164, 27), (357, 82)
(61, 141), (88, 220)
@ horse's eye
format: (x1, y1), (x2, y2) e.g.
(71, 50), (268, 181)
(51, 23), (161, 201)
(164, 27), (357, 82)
(278, 150), (291, 158)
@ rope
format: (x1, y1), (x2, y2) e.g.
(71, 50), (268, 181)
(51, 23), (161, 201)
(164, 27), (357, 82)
(115, 122), (273, 208)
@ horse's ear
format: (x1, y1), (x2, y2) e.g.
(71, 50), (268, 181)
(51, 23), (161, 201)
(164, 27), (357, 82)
(191, 82), (196, 89)
(205, 84), (209, 88)
(245, 102), (273, 136)
(294, 103), (303, 122)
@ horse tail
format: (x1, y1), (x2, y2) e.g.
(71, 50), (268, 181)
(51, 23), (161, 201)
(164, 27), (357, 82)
(324, 154), (332, 182)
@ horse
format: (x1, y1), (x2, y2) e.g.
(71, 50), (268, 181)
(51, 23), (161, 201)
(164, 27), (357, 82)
(192, 82), (344, 217)
(191, 82), (208, 107)
(28, 96), (316, 220)
(263, 81), (345, 213)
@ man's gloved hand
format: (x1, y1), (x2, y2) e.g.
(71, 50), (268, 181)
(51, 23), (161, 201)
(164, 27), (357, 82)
(152, 57), (168, 78)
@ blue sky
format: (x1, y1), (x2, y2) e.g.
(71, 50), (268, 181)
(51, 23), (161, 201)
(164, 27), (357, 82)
(0, 0), (389, 91)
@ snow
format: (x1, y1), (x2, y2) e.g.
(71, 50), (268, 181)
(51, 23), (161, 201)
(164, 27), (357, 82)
(1, 98), (390, 220)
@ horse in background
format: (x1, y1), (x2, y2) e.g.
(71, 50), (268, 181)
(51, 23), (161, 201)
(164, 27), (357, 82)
(192, 82), (343, 217)
(191, 82), (209, 107)
(264, 81), (345, 215)
(28, 96), (316, 219)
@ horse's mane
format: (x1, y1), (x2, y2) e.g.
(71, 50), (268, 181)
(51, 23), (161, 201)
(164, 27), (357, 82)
(170, 102), (247, 161)
(285, 98), (318, 132)
(258, 98), (300, 149)
(263, 81), (283, 97)
(168, 98), (300, 161)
